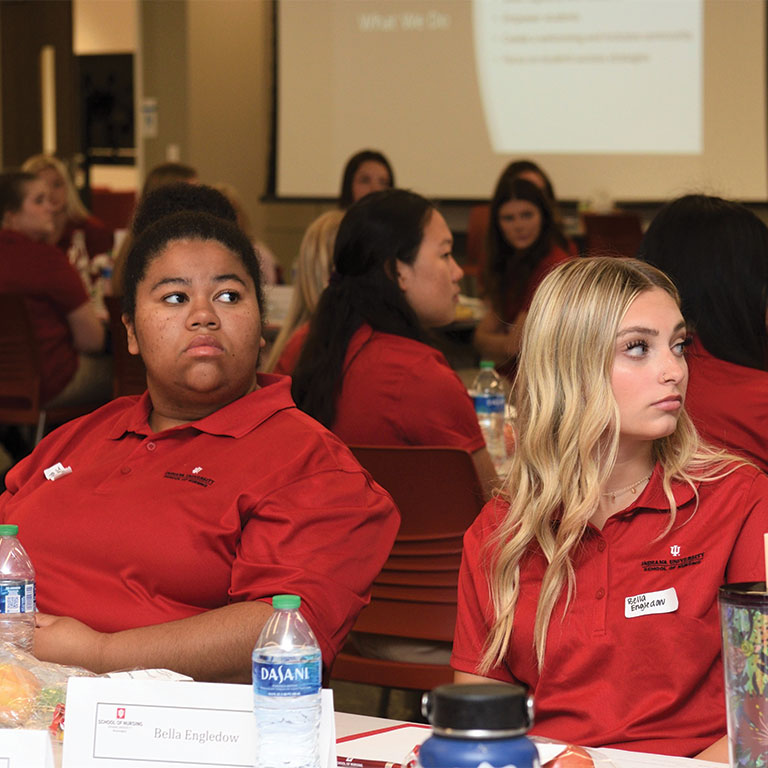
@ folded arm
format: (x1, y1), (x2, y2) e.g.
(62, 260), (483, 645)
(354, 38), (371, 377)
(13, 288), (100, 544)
(473, 308), (526, 366)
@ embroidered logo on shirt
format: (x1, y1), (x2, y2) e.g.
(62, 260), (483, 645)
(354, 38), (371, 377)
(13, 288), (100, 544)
(192, 466), (203, 474)
(670, 545), (681, 556)
(641, 551), (704, 572)
(164, 470), (214, 487)
(625, 587), (679, 618)
(43, 462), (72, 481)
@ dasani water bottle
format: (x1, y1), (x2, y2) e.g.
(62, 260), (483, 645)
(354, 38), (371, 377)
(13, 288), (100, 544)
(252, 594), (321, 768)
(0, 525), (35, 653)
(471, 361), (506, 470)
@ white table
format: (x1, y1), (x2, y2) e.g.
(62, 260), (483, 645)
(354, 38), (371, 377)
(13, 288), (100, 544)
(334, 711), (725, 768)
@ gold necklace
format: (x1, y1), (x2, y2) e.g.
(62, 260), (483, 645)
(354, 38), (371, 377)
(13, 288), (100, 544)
(601, 472), (652, 504)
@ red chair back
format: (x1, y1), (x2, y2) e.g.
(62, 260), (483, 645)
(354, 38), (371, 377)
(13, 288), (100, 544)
(331, 446), (485, 691)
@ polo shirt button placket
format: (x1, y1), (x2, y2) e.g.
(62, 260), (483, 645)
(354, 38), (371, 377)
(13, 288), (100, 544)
(146, 442), (157, 452)
(120, 466), (131, 475)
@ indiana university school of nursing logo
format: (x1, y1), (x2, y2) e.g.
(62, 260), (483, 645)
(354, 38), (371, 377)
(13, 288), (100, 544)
(117, 708), (126, 719)
(670, 545), (681, 557)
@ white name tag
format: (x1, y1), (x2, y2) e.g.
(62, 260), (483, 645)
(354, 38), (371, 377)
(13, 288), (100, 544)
(63, 677), (336, 768)
(43, 462), (72, 481)
(625, 587), (679, 618)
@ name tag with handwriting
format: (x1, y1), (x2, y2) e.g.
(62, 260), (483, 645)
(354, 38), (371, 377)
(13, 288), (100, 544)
(625, 587), (678, 618)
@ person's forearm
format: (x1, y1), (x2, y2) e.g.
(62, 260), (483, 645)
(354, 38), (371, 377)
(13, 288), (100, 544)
(474, 327), (513, 366)
(35, 601), (274, 683)
(474, 312), (526, 365)
(695, 734), (728, 763)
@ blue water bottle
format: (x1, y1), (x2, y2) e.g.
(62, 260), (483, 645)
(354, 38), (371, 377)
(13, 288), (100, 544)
(419, 684), (540, 768)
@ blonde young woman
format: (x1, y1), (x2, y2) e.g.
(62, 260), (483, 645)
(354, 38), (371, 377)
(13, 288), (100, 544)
(264, 209), (344, 374)
(22, 154), (113, 258)
(451, 257), (768, 761)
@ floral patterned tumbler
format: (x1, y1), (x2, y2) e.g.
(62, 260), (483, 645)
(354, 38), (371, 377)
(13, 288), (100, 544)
(719, 582), (768, 768)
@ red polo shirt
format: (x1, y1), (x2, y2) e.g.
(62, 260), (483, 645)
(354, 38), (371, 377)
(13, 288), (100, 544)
(57, 215), (114, 260)
(332, 325), (485, 452)
(452, 463), (768, 756)
(684, 336), (768, 473)
(274, 322), (310, 375)
(0, 375), (399, 667)
(0, 229), (89, 401)
(503, 243), (574, 323)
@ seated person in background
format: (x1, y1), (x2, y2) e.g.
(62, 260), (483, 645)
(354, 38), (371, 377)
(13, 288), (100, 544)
(474, 177), (574, 369)
(498, 159), (574, 242)
(0, 210), (399, 682)
(0, 171), (110, 407)
(214, 182), (281, 285)
(264, 209), (344, 374)
(108, 181), (239, 306)
(292, 188), (498, 501)
(452, 257), (767, 761)
(638, 194), (768, 474)
(112, 161), (199, 293)
(338, 150), (395, 209)
(141, 161), (198, 192)
(22, 154), (114, 259)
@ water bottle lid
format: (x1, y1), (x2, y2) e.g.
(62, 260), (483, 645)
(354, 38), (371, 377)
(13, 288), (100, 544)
(422, 684), (533, 738)
(479, 360), (495, 369)
(272, 594), (301, 610)
(0, 525), (19, 537)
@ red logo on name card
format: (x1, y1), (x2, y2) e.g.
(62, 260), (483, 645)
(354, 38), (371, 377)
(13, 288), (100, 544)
(117, 708), (126, 719)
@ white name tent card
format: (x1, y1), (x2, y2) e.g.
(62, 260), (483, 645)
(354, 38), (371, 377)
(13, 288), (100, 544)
(0, 729), (54, 767)
(63, 677), (335, 768)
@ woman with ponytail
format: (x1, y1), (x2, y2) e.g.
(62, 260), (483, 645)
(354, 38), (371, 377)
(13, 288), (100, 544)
(292, 188), (497, 500)
(451, 257), (768, 761)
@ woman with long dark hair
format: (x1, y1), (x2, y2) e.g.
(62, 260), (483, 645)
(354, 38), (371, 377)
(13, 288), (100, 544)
(474, 177), (573, 366)
(293, 188), (498, 499)
(338, 150), (394, 209)
(639, 194), (768, 472)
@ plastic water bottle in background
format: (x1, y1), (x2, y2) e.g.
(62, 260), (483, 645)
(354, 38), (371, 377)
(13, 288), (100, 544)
(252, 594), (322, 768)
(472, 361), (506, 470)
(0, 525), (35, 653)
(68, 230), (91, 288)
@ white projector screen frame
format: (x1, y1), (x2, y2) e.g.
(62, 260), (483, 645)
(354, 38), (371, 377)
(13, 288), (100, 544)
(274, 0), (767, 203)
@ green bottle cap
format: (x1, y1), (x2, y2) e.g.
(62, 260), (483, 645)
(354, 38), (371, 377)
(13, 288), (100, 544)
(0, 525), (19, 536)
(479, 360), (495, 369)
(272, 594), (301, 610)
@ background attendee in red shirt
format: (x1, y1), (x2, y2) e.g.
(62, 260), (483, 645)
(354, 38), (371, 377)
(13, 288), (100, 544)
(0, 171), (108, 406)
(22, 154), (113, 259)
(639, 194), (768, 473)
(292, 188), (498, 501)
(452, 257), (767, 761)
(474, 176), (575, 368)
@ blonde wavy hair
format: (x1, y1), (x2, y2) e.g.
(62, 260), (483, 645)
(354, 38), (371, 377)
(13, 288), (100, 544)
(481, 256), (743, 674)
(264, 209), (344, 372)
(22, 154), (89, 220)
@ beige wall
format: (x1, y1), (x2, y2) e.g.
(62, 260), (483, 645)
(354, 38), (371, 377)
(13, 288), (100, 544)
(139, 0), (189, 180)
(137, 0), (329, 275)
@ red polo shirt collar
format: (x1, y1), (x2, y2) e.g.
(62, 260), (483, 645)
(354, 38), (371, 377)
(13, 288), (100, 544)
(106, 373), (294, 440)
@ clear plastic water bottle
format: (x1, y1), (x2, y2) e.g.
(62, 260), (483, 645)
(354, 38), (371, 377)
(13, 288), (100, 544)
(0, 525), (35, 653)
(252, 594), (322, 768)
(471, 361), (506, 470)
